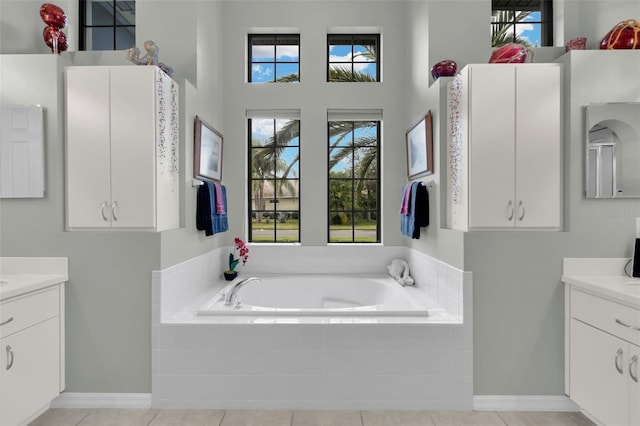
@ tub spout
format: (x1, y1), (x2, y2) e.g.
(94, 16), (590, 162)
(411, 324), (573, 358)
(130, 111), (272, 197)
(224, 277), (260, 306)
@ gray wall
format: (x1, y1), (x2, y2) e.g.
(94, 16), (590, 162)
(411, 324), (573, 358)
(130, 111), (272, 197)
(0, 54), (160, 392)
(220, 0), (408, 247)
(1, 0), (639, 397)
(0, 0), (226, 393)
(404, 0), (493, 270)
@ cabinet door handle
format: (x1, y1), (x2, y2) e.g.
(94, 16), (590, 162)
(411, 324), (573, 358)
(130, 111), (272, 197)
(615, 348), (624, 374)
(615, 318), (640, 331)
(111, 201), (119, 222)
(0, 317), (14, 326)
(506, 201), (514, 221)
(101, 202), (109, 221)
(631, 355), (638, 383)
(517, 200), (525, 221)
(6, 345), (13, 370)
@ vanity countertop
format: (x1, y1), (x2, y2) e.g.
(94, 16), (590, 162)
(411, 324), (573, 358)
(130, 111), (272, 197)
(0, 257), (68, 301)
(562, 258), (640, 309)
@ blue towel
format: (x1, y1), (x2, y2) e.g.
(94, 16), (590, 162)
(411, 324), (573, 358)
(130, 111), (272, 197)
(211, 184), (228, 234)
(196, 182), (228, 236)
(400, 183), (417, 238)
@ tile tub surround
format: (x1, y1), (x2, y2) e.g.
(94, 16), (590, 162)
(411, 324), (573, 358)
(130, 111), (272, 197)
(152, 246), (472, 409)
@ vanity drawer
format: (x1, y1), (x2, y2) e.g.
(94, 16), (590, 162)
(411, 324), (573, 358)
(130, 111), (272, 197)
(571, 288), (640, 346)
(0, 286), (59, 339)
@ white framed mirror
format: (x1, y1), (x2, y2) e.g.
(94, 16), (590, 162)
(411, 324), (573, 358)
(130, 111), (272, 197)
(585, 102), (640, 198)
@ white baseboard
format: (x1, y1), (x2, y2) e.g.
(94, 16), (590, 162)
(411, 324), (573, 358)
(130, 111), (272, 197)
(51, 393), (577, 412)
(51, 393), (152, 409)
(473, 395), (580, 412)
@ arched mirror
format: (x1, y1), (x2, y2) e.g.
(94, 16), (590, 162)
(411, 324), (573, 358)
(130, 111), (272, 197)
(585, 102), (640, 198)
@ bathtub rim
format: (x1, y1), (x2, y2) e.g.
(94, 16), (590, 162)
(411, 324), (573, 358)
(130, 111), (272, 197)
(158, 271), (463, 326)
(195, 273), (454, 321)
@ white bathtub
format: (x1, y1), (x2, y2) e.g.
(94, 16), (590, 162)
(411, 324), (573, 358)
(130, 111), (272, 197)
(197, 275), (430, 316)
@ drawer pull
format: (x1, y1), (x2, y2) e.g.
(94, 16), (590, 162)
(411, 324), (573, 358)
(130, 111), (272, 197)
(615, 348), (624, 374)
(506, 201), (514, 221)
(0, 317), (14, 326)
(615, 318), (640, 331)
(631, 355), (638, 383)
(6, 345), (13, 370)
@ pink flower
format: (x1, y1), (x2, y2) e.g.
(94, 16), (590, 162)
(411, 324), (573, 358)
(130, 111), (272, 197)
(228, 237), (249, 271)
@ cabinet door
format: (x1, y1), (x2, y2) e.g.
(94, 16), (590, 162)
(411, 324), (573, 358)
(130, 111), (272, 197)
(468, 65), (516, 228)
(570, 319), (628, 426)
(110, 67), (157, 228)
(515, 65), (561, 229)
(630, 343), (640, 426)
(66, 68), (112, 228)
(0, 318), (60, 426)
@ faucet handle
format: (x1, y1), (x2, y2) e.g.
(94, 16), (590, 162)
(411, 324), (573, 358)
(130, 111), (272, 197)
(233, 297), (242, 309)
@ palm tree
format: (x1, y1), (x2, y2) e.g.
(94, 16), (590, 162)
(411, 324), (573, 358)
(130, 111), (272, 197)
(491, 10), (534, 47)
(256, 44), (379, 229)
(251, 139), (298, 223)
(267, 44), (378, 171)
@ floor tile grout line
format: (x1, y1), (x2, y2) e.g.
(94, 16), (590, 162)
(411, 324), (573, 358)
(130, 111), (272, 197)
(218, 409), (227, 426)
(495, 411), (510, 426)
(146, 409), (159, 426)
(425, 409), (435, 426)
(74, 410), (92, 426)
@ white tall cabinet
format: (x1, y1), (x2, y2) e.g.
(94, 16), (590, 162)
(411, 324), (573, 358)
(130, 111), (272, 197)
(65, 66), (179, 231)
(447, 64), (562, 231)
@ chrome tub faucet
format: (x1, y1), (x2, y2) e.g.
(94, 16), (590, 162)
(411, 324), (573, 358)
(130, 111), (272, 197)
(224, 277), (260, 307)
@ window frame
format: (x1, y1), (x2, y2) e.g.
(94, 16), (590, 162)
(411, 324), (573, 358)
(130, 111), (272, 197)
(248, 34), (301, 83)
(247, 117), (301, 244)
(327, 34), (381, 83)
(491, 0), (553, 47)
(327, 120), (381, 244)
(79, 0), (136, 51)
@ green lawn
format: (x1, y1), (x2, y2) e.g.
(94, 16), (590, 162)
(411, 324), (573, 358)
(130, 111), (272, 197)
(250, 218), (377, 243)
(250, 219), (377, 230)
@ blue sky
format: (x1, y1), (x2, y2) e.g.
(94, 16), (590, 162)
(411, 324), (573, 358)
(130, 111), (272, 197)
(251, 44), (299, 82)
(515, 11), (542, 46)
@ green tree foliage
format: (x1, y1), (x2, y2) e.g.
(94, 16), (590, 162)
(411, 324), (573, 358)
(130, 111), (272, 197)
(491, 10), (534, 47)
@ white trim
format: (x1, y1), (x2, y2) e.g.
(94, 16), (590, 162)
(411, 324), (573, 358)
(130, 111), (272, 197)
(51, 393), (152, 409)
(473, 395), (580, 412)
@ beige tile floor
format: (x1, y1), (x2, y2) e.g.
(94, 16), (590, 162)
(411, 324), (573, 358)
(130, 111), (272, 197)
(28, 408), (597, 426)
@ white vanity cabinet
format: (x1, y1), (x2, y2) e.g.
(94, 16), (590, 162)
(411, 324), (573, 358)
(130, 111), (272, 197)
(65, 66), (179, 231)
(563, 258), (640, 426)
(569, 291), (640, 426)
(0, 283), (65, 426)
(447, 64), (562, 231)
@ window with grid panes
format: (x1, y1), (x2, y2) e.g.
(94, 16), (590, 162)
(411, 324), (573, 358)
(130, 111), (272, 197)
(327, 34), (380, 82)
(491, 0), (553, 47)
(248, 117), (300, 243)
(249, 34), (300, 83)
(79, 0), (135, 50)
(328, 118), (380, 243)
